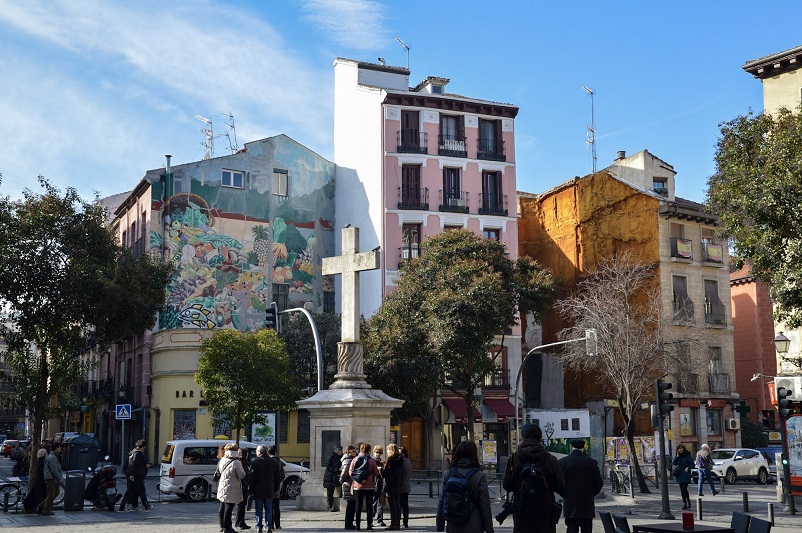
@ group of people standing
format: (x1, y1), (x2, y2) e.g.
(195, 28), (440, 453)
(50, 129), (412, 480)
(325, 442), (413, 531)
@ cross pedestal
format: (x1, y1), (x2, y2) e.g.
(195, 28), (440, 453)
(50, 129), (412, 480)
(295, 227), (403, 511)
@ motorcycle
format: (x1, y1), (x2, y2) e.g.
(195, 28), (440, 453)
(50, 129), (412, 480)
(83, 455), (122, 511)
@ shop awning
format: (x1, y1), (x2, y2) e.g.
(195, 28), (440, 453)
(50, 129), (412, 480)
(443, 398), (481, 423)
(483, 398), (516, 422)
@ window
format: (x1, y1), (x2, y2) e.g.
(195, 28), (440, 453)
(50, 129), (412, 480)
(439, 115), (465, 156)
(672, 276), (693, 320)
(444, 225), (462, 231)
(297, 409), (310, 443)
(704, 280), (725, 324)
(652, 178), (668, 196)
(478, 119), (503, 159)
(441, 168), (465, 210)
(273, 169), (288, 197)
(679, 408), (696, 436)
(481, 171), (505, 214)
(324, 291), (335, 314)
(708, 347), (723, 374)
(182, 446), (222, 466)
(274, 284), (289, 312)
(572, 418), (580, 431)
(400, 165), (422, 207)
(701, 228), (723, 262)
(701, 228), (715, 244)
(400, 224), (421, 265)
(670, 222), (692, 259)
(431, 84), (443, 94)
(483, 228), (500, 241)
(222, 169), (244, 188)
(279, 411), (288, 443)
(706, 409), (722, 436)
(561, 419), (569, 431)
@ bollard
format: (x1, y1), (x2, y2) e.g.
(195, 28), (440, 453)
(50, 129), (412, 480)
(768, 503), (775, 525)
(697, 497), (703, 520)
(743, 491), (749, 512)
(428, 480), (433, 498)
(720, 476), (725, 494)
(3, 491), (7, 512)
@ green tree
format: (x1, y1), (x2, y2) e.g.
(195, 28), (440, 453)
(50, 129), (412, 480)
(707, 107), (802, 328)
(740, 416), (769, 449)
(278, 311), (340, 392)
(364, 229), (557, 444)
(196, 329), (300, 442)
(0, 177), (172, 486)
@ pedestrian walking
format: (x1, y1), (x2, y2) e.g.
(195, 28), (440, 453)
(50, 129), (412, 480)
(399, 446), (412, 529)
(340, 445), (358, 531)
(502, 423), (566, 533)
(695, 443), (719, 496)
(217, 442), (247, 533)
(673, 444), (694, 509)
(435, 440), (494, 533)
(22, 448), (47, 514)
(120, 440), (152, 512)
(36, 442), (65, 515)
(235, 447), (252, 530)
(382, 443), (404, 530)
(349, 441), (381, 531)
(267, 445), (284, 530)
(250, 444), (282, 533)
(325, 445), (344, 511)
(372, 445), (386, 526)
(558, 439), (603, 533)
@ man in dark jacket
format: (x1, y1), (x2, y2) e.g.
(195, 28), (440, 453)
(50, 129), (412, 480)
(502, 424), (566, 533)
(250, 444), (282, 533)
(120, 440), (151, 512)
(324, 445), (343, 511)
(558, 439), (603, 533)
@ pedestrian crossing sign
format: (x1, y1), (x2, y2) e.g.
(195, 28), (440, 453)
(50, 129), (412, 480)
(116, 404), (132, 420)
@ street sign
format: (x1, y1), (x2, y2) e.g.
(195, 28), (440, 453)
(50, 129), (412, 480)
(115, 404), (132, 420)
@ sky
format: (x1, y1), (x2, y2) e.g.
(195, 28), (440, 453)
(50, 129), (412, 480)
(0, 1), (798, 204)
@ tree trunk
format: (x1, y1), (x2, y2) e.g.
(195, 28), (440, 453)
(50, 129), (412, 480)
(29, 353), (50, 492)
(623, 414), (651, 493)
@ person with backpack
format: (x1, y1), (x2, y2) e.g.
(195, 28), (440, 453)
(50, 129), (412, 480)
(324, 445), (344, 512)
(558, 439), (603, 533)
(695, 443), (719, 496)
(436, 440), (493, 533)
(120, 439), (152, 512)
(502, 424), (566, 533)
(340, 445), (358, 530)
(349, 442), (381, 531)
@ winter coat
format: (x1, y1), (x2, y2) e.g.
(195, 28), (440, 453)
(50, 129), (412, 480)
(558, 450), (603, 520)
(22, 456), (46, 513)
(382, 454), (404, 496)
(249, 455), (282, 500)
(216, 450), (246, 504)
(128, 448), (148, 479)
(436, 458), (494, 533)
(341, 454), (355, 501)
(674, 451), (694, 484)
(349, 453), (381, 491)
(695, 450), (712, 471)
(502, 438), (566, 533)
(401, 455), (412, 494)
(324, 451), (341, 488)
(43, 452), (64, 483)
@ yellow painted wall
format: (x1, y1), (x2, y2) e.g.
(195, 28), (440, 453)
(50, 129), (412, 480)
(762, 70), (802, 115)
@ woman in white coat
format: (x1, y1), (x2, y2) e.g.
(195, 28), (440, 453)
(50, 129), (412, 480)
(217, 443), (246, 533)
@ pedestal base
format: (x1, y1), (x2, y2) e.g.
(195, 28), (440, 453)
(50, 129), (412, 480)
(296, 495), (340, 512)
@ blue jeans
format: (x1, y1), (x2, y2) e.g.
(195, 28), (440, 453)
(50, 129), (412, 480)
(254, 497), (273, 529)
(698, 469), (716, 494)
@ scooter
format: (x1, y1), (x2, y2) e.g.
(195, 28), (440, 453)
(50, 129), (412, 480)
(83, 455), (122, 511)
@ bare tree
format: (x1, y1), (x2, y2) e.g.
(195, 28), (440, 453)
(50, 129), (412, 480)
(555, 252), (666, 493)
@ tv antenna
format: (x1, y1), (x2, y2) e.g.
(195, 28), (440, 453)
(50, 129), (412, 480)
(220, 113), (240, 153)
(582, 86), (597, 174)
(395, 37), (410, 70)
(195, 114), (214, 159)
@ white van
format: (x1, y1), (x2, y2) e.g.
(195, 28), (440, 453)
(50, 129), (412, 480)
(158, 439), (308, 502)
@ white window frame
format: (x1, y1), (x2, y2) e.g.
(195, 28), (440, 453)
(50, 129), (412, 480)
(273, 169), (289, 197)
(222, 169), (244, 189)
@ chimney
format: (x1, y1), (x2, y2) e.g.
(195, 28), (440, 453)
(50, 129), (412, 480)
(616, 150), (626, 162)
(165, 155), (172, 175)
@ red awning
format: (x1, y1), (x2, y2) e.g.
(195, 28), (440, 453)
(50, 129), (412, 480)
(483, 399), (516, 422)
(443, 398), (482, 423)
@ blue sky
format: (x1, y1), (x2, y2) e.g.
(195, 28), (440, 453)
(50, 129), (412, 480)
(0, 1), (798, 203)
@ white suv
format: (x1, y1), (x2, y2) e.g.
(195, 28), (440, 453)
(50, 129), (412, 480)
(693, 448), (770, 485)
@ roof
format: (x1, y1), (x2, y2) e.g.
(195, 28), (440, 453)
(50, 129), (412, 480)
(730, 265), (755, 285)
(743, 44), (802, 79)
(334, 57), (410, 75)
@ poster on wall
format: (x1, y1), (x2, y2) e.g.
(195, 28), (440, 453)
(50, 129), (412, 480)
(251, 412), (277, 446)
(173, 409), (197, 440)
(482, 440), (498, 464)
(213, 414), (232, 438)
(605, 436), (656, 465)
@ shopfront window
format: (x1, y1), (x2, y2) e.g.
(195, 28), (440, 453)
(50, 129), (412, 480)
(706, 409), (722, 435)
(679, 408), (696, 436)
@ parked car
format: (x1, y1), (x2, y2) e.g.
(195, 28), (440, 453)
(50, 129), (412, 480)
(691, 448), (770, 484)
(158, 439), (309, 502)
(2, 440), (19, 458)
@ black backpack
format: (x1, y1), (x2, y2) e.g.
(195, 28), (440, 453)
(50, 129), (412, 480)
(514, 453), (554, 522)
(440, 466), (480, 523)
(351, 455), (371, 483)
(126, 450), (138, 476)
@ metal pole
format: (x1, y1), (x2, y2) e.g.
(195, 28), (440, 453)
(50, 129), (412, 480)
(121, 419), (125, 467)
(656, 380), (673, 519)
(743, 491), (749, 512)
(768, 502), (775, 525)
(780, 417), (796, 514)
(280, 307), (324, 393)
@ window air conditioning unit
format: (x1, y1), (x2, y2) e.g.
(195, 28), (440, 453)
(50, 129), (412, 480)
(774, 376), (802, 401)
(726, 418), (741, 431)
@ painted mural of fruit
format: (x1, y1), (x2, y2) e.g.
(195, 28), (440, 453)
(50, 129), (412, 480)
(251, 225), (270, 266)
(272, 242), (288, 261)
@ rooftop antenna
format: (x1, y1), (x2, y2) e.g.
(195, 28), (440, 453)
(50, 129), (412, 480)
(582, 86), (597, 174)
(220, 113), (239, 153)
(395, 37), (410, 70)
(195, 114), (213, 159)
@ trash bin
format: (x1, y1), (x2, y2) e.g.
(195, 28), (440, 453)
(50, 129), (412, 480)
(62, 434), (101, 471)
(63, 470), (85, 511)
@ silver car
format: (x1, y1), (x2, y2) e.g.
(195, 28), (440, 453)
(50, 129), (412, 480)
(693, 448), (770, 485)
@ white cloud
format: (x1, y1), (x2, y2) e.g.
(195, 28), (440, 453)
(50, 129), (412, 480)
(300, 0), (389, 51)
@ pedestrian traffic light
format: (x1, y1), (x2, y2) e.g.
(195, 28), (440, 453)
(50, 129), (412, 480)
(656, 380), (674, 414)
(781, 454), (789, 467)
(265, 302), (278, 331)
(778, 387), (794, 420)
(762, 409), (776, 429)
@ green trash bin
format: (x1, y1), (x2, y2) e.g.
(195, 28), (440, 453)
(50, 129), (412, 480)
(63, 470), (85, 511)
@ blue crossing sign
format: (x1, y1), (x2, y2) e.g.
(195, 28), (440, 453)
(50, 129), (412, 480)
(116, 404), (132, 420)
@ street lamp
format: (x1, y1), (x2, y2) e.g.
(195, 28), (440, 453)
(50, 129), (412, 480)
(774, 332), (791, 355)
(280, 306), (324, 393)
(773, 332), (796, 514)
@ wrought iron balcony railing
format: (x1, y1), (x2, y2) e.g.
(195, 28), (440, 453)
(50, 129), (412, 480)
(397, 130), (428, 154)
(673, 298), (694, 321)
(439, 191), (469, 213)
(131, 236), (147, 259)
(702, 242), (724, 263)
(709, 373), (731, 394)
(670, 237), (693, 260)
(397, 187), (429, 210)
(483, 368), (510, 389)
(478, 193), (508, 216)
(477, 137), (505, 161)
(438, 134), (467, 158)
(704, 302), (726, 325)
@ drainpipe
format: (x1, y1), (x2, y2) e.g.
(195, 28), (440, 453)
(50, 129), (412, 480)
(161, 155), (171, 259)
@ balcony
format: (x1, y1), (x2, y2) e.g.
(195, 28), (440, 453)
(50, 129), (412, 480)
(398, 244), (421, 268)
(702, 242), (724, 263)
(670, 237), (693, 260)
(397, 130), (428, 154)
(397, 187), (429, 210)
(478, 193), (508, 216)
(708, 373), (731, 394)
(483, 368), (510, 390)
(438, 134), (467, 158)
(673, 298), (694, 321)
(439, 191), (469, 213)
(131, 236), (147, 259)
(477, 137), (505, 162)
(704, 301), (726, 325)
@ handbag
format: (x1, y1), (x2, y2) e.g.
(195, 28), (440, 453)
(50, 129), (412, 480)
(213, 460), (233, 482)
(672, 465), (680, 478)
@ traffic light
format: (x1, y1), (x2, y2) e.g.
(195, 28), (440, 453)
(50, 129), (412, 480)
(762, 409), (776, 429)
(265, 302), (278, 331)
(781, 454), (789, 468)
(656, 380), (674, 414)
(778, 387), (794, 421)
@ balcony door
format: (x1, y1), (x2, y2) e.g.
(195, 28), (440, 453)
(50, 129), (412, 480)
(401, 110), (419, 148)
(402, 165), (421, 203)
(401, 224), (421, 262)
(483, 171), (501, 211)
(443, 168), (461, 206)
(479, 119), (498, 153)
